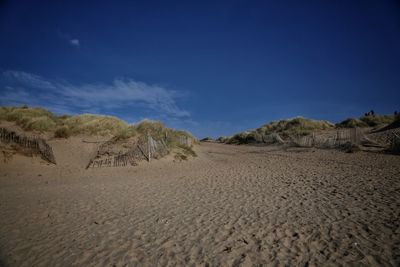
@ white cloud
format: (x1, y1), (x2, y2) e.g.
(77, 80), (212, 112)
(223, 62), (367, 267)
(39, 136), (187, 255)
(0, 71), (190, 118)
(3, 70), (55, 89)
(57, 30), (80, 48)
(69, 39), (80, 47)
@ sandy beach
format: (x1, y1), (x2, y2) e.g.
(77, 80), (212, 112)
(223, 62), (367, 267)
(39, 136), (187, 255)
(2, 0), (400, 265)
(0, 141), (399, 266)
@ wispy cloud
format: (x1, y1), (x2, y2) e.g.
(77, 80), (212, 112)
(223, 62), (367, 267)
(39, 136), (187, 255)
(69, 39), (80, 47)
(0, 70), (190, 118)
(3, 71), (55, 89)
(57, 30), (80, 48)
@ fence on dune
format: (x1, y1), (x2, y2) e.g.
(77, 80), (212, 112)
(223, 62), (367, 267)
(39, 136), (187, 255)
(177, 135), (193, 147)
(86, 134), (169, 169)
(389, 133), (400, 154)
(262, 133), (285, 144)
(291, 128), (366, 149)
(0, 127), (56, 164)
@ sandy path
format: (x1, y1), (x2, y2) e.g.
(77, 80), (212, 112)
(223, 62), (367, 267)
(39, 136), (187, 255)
(0, 142), (399, 266)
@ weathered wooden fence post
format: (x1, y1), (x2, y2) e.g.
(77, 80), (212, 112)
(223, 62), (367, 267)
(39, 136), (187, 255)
(147, 133), (151, 162)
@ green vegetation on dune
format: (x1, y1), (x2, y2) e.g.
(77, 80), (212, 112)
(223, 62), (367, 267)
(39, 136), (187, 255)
(0, 106), (58, 131)
(256, 117), (334, 137)
(109, 119), (196, 158)
(1, 105), (197, 158)
(0, 106), (194, 140)
(54, 126), (71, 138)
(113, 119), (194, 145)
(62, 114), (129, 136)
(335, 118), (368, 128)
(0, 106), (130, 136)
(359, 114), (395, 127)
(133, 120), (168, 141)
(221, 114), (398, 145)
(336, 114), (396, 128)
(223, 117), (334, 144)
(374, 115), (400, 132)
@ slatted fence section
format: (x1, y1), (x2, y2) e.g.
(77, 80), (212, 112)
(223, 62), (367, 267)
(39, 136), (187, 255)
(262, 133), (285, 144)
(389, 133), (400, 154)
(335, 127), (362, 146)
(292, 128), (364, 149)
(0, 128), (56, 164)
(177, 136), (192, 147)
(86, 134), (169, 169)
(88, 146), (144, 168)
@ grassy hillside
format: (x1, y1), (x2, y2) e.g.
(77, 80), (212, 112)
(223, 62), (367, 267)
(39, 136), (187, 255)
(335, 118), (368, 128)
(0, 105), (197, 160)
(221, 113), (398, 145)
(256, 117), (334, 137)
(0, 106), (58, 132)
(113, 119), (194, 149)
(0, 106), (131, 136)
(224, 117), (334, 144)
(336, 114), (395, 128)
(61, 114), (129, 136)
(0, 106), (195, 143)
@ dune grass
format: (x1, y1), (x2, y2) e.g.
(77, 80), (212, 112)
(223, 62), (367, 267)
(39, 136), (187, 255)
(61, 114), (129, 136)
(0, 106), (196, 155)
(113, 119), (194, 143)
(0, 106), (58, 132)
(54, 126), (72, 138)
(222, 114), (398, 145)
(374, 115), (400, 132)
(335, 118), (369, 128)
(256, 117), (334, 137)
(0, 106), (130, 136)
(336, 114), (395, 128)
(223, 117), (334, 144)
(359, 114), (395, 127)
(133, 120), (168, 141)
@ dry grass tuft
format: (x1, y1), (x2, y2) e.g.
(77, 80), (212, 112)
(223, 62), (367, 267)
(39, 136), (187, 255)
(336, 118), (368, 128)
(62, 114), (129, 136)
(54, 126), (71, 138)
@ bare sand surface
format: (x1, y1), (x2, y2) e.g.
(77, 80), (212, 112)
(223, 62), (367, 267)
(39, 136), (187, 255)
(0, 141), (399, 266)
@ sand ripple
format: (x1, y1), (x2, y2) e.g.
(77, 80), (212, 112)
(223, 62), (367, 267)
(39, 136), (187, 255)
(1, 143), (399, 266)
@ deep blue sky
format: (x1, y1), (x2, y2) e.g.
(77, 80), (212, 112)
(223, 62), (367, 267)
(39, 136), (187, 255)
(1, 0), (399, 137)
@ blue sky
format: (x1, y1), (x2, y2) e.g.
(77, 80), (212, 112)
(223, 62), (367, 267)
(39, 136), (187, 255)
(1, 0), (399, 138)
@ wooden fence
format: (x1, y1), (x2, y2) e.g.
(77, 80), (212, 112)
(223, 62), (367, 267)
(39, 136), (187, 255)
(389, 133), (400, 154)
(292, 128), (364, 149)
(86, 134), (169, 169)
(0, 128), (56, 164)
(177, 136), (193, 147)
(262, 133), (285, 144)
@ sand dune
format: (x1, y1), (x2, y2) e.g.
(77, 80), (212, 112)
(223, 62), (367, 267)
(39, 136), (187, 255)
(0, 141), (399, 266)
